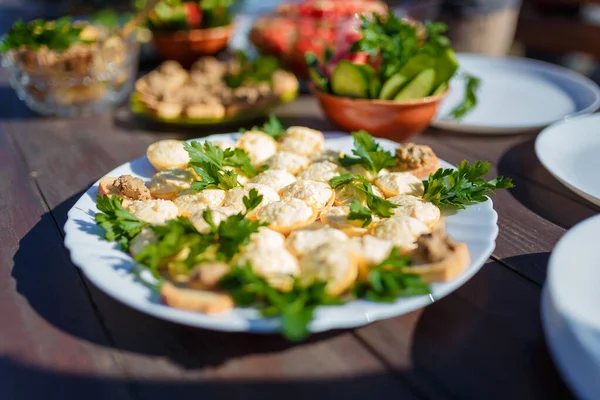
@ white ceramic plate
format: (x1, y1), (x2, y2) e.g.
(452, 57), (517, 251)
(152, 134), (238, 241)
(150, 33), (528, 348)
(535, 114), (600, 207)
(542, 214), (600, 400)
(63, 133), (499, 334)
(432, 54), (600, 134)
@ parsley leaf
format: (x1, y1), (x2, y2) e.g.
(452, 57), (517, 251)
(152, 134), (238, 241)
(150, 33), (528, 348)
(422, 160), (515, 209)
(184, 140), (257, 179)
(226, 53), (281, 88)
(240, 114), (286, 140)
(450, 73), (481, 119)
(94, 195), (147, 250)
(351, 12), (421, 80)
(0, 17), (91, 53)
(340, 130), (396, 173)
(219, 264), (343, 341)
(330, 174), (398, 219)
(347, 199), (372, 228)
(352, 248), (430, 302)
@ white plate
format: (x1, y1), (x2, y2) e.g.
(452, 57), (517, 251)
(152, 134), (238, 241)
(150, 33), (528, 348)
(542, 215), (600, 400)
(432, 54), (600, 134)
(535, 114), (600, 206)
(63, 133), (499, 334)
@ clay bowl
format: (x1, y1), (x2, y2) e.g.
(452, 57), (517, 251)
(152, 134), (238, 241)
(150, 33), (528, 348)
(152, 25), (233, 67)
(310, 84), (449, 142)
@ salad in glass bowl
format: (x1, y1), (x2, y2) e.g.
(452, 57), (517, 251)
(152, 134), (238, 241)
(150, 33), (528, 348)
(0, 16), (139, 117)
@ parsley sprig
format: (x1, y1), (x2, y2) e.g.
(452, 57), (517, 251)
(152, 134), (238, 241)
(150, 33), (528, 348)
(339, 130), (397, 174)
(183, 140), (256, 190)
(351, 12), (420, 80)
(0, 17), (91, 53)
(95, 195), (147, 250)
(240, 114), (286, 140)
(330, 173), (398, 225)
(450, 73), (481, 119)
(352, 248), (430, 302)
(219, 264), (343, 341)
(134, 189), (267, 276)
(422, 160), (514, 209)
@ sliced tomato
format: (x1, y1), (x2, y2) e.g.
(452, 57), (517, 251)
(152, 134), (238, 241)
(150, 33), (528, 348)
(184, 2), (203, 29)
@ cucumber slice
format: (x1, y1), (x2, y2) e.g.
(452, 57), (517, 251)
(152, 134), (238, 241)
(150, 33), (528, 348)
(357, 64), (381, 99)
(432, 82), (448, 96)
(394, 68), (436, 101)
(433, 48), (459, 89)
(379, 73), (409, 100)
(331, 60), (369, 98)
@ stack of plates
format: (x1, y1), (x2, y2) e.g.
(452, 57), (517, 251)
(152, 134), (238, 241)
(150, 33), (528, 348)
(543, 214), (600, 400)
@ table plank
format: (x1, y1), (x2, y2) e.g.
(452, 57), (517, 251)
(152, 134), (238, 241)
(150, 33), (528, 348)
(354, 261), (573, 400)
(2, 92), (575, 399)
(0, 127), (133, 399)
(3, 99), (425, 399)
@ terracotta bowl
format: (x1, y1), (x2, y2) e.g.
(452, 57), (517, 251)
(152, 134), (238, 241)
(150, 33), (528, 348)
(152, 25), (233, 67)
(310, 84), (449, 142)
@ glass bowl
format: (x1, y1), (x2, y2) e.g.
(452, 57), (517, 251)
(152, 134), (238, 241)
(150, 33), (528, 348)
(1, 30), (140, 117)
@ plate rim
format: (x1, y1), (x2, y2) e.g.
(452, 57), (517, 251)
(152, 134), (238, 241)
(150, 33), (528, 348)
(63, 133), (499, 334)
(535, 113), (600, 206)
(432, 54), (600, 134)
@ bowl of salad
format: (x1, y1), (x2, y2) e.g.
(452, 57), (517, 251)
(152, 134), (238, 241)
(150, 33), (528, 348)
(249, 0), (388, 79)
(146, 0), (236, 67)
(0, 16), (139, 117)
(308, 13), (479, 141)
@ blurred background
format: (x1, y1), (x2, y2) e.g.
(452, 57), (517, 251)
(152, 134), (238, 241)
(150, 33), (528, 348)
(3, 0), (600, 85)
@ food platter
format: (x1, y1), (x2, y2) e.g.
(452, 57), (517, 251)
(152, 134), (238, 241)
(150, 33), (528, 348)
(64, 133), (498, 334)
(129, 91), (297, 126)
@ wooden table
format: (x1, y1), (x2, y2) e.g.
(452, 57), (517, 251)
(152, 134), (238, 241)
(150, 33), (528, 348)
(2, 6), (599, 400)
(3, 84), (598, 399)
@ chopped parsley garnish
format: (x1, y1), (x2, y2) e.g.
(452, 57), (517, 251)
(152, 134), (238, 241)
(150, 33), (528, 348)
(0, 17), (91, 53)
(219, 264), (343, 341)
(240, 114), (286, 140)
(330, 173), (398, 222)
(183, 140), (257, 190)
(131, 189), (266, 276)
(422, 160), (514, 209)
(226, 52), (281, 89)
(95, 195), (147, 250)
(339, 130), (397, 174)
(352, 248), (430, 302)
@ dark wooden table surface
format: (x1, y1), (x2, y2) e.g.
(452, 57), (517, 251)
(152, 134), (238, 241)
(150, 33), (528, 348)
(2, 3), (600, 400)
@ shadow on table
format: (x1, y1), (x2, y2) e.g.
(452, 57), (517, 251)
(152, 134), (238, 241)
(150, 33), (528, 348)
(11, 189), (349, 370)
(407, 258), (573, 400)
(497, 137), (600, 229)
(0, 357), (411, 400)
(0, 86), (41, 120)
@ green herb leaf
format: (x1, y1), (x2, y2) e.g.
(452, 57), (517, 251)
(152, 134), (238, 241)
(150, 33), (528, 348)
(450, 73), (481, 119)
(240, 114), (286, 140)
(352, 248), (430, 301)
(184, 140), (253, 189)
(226, 53), (281, 88)
(340, 130), (396, 173)
(242, 188), (263, 213)
(0, 17), (91, 53)
(422, 160), (515, 209)
(329, 174), (398, 218)
(219, 264), (343, 341)
(94, 195), (147, 250)
(347, 199), (372, 228)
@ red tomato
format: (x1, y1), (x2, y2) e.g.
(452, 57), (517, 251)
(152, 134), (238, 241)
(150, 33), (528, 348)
(184, 2), (203, 29)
